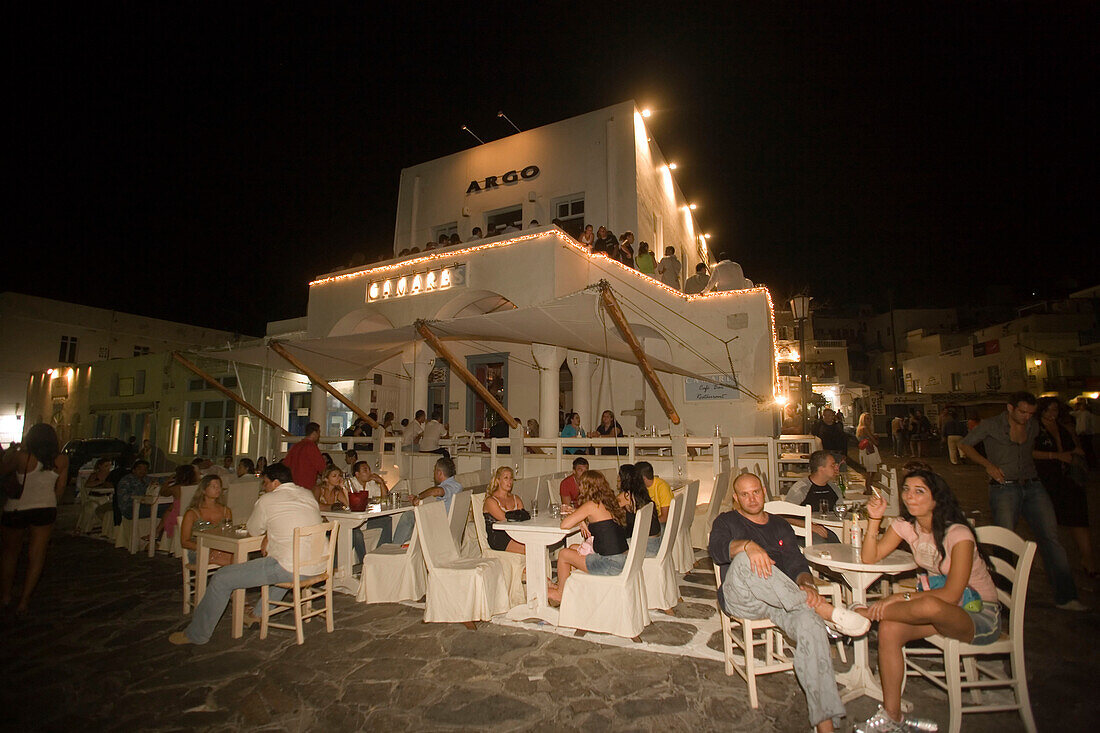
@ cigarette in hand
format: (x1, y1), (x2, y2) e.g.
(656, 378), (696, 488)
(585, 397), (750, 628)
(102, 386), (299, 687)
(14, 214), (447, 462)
(871, 486), (882, 499)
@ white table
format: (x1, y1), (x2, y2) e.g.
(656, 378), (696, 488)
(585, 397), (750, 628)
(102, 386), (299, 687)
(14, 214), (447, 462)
(321, 504), (415, 595)
(194, 525), (264, 639)
(495, 515), (580, 624)
(804, 543), (917, 704)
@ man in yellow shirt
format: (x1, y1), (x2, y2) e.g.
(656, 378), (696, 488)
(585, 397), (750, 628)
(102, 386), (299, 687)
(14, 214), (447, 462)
(636, 461), (672, 524)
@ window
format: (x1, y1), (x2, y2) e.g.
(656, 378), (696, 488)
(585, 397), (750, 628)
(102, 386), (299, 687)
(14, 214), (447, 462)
(987, 365), (1001, 391)
(169, 418), (181, 453)
(59, 336), (78, 363)
(98, 347), (109, 359)
(135, 370), (146, 394)
(118, 377), (134, 397)
(189, 379), (205, 391)
(219, 376), (238, 389)
(431, 221), (458, 244)
(95, 414), (111, 438)
(133, 346), (150, 356)
(235, 415), (251, 455)
(1046, 359), (1062, 378)
(951, 372), (962, 391)
(485, 206), (522, 237)
(373, 373), (383, 385)
(552, 193), (585, 239)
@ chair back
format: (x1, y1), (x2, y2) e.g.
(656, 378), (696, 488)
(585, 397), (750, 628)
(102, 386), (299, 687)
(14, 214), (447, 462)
(545, 477), (562, 507)
(291, 521), (339, 579)
(619, 502), (654, 586)
(470, 492), (490, 553)
(705, 470), (731, 526)
(654, 494), (683, 562)
(226, 477), (261, 525)
(763, 500), (813, 546)
(677, 479), (701, 544)
(415, 499), (460, 571)
(976, 525), (1037, 641)
(447, 489), (472, 548)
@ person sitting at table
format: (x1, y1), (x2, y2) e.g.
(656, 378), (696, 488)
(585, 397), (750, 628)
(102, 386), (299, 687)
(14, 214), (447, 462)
(83, 458), (115, 536)
(618, 464), (662, 557)
(347, 460), (393, 551)
(314, 467), (349, 511)
(158, 464), (200, 543)
(115, 460), (169, 523)
(179, 475), (234, 566)
(853, 469), (999, 733)
(482, 466), (529, 554)
(594, 410), (626, 456)
(635, 461), (672, 525)
(548, 470), (629, 605)
(235, 458), (255, 478)
(344, 449), (358, 473)
(170, 463), (323, 645)
(710, 472), (869, 733)
(783, 450), (843, 544)
(391, 457), (463, 546)
(558, 456), (588, 509)
(560, 412), (587, 454)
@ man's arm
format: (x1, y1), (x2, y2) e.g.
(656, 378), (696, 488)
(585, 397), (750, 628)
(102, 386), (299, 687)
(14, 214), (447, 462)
(412, 487), (445, 504)
(708, 515), (776, 578)
(958, 421), (1004, 482)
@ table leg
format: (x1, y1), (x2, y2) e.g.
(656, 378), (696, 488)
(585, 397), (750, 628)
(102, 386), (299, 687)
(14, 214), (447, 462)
(506, 540), (559, 624)
(130, 499), (141, 554)
(147, 506), (158, 558)
(231, 544), (247, 639)
(331, 519), (360, 595)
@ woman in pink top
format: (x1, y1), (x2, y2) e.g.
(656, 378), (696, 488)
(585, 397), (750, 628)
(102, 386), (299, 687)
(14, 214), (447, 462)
(855, 469), (998, 732)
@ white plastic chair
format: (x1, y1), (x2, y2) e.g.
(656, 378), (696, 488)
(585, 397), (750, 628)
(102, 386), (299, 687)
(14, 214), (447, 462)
(558, 503), (653, 640)
(642, 494), (685, 611)
(690, 470), (730, 549)
(260, 521), (339, 645)
(357, 505), (429, 604)
(672, 480), (701, 574)
(415, 500), (509, 627)
(177, 514), (219, 614)
(763, 499), (847, 663)
(903, 526), (1037, 733)
(470, 493), (527, 607)
(713, 563), (793, 709)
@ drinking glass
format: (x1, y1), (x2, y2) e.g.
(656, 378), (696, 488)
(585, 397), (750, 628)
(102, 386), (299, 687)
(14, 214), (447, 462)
(532, 503), (540, 518)
(818, 498), (829, 515)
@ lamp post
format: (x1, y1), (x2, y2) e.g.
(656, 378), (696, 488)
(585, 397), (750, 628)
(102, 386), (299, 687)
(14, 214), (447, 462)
(790, 295), (812, 435)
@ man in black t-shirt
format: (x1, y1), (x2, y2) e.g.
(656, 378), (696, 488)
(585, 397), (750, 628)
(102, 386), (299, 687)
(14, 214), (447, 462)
(813, 408), (848, 456)
(783, 450), (843, 543)
(709, 473), (868, 733)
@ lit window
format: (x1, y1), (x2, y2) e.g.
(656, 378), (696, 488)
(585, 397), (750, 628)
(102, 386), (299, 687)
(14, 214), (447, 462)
(59, 336), (78, 364)
(169, 418), (181, 454)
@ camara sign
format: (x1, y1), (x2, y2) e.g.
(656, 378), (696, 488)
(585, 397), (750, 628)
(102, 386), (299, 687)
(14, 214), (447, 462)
(366, 264), (466, 302)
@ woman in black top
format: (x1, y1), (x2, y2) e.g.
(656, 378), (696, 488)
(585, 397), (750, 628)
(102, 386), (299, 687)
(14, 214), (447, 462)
(548, 470), (628, 605)
(482, 466), (528, 554)
(1033, 397), (1094, 575)
(595, 410), (627, 456)
(618, 464), (662, 557)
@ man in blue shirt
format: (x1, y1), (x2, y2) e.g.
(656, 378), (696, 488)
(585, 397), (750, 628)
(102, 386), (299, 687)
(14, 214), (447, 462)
(710, 473), (868, 733)
(391, 457), (462, 545)
(115, 460), (165, 520)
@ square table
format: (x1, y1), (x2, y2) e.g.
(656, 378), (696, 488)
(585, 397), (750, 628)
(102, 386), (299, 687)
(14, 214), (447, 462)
(804, 543), (917, 704)
(494, 515), (580, 624)
(131, 495), (175, 557)
(194, 525), (264, 639)
(321, 503), (415, 595)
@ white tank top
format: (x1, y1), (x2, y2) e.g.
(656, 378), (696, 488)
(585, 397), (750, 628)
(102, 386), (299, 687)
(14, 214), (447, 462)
(4, 461), (59, 512)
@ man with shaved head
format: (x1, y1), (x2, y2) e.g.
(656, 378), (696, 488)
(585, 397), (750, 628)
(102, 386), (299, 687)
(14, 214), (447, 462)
(710, 473), (867, 732)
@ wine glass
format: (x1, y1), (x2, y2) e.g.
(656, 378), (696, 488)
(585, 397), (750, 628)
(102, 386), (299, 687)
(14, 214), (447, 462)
(835, 500), (849, 524)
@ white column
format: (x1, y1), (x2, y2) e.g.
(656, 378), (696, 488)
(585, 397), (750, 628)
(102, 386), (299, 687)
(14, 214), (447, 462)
(403, 342), (434, 420)
(531, 344), (566, 438)
(309, 383), (327, 433)
(566, 351), (599, 429)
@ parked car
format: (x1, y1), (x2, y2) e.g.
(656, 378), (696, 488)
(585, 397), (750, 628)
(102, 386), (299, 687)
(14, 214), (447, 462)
(61, 438), (130, 481)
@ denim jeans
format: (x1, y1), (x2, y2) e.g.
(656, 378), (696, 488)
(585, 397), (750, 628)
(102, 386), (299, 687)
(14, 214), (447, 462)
(990, 479), (1078, 605)
(184, 556), (292, 644)
(392, 511), (415, 546)
(720, 553), (845, 727)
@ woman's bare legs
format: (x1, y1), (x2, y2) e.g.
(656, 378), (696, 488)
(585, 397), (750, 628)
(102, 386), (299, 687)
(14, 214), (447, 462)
(506, 540), (525, 555)
(1, 527), (26, 606)
(548, 546), (587, 603)
(18, 524), (53, 612)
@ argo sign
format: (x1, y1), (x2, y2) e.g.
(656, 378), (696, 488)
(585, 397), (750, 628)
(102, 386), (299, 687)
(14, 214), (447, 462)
(465, 165), (540, 194)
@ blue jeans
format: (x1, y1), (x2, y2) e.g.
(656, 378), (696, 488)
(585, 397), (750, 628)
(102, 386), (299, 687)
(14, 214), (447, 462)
(184, 556), (292, 644)
(720, 553), (845, 728)
(990, 479), (1077, 605)
(392, 511), (415, 546)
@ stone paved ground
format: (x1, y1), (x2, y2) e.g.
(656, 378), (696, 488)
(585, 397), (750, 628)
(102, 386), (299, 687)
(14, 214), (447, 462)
(1, 452), (1096, 731)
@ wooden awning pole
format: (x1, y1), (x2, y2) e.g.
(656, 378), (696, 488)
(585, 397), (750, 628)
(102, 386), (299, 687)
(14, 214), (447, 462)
(415, 321), (520, 429)
(170, 352), (294, 438)
(598, 283), (682, 425)
(266, 341), (382, 431)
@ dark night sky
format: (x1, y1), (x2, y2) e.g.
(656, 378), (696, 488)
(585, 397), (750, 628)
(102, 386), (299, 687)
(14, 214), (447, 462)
(10, 3), (1096, 336)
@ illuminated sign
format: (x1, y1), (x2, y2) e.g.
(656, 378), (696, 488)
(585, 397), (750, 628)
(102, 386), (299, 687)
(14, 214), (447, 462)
(466, 165), (539, 194)
(367, 264), (466, 302)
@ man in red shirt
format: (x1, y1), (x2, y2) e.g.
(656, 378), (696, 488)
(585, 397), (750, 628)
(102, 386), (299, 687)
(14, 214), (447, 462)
(282, 422), (326, 489)
(558, 456), (588, 507)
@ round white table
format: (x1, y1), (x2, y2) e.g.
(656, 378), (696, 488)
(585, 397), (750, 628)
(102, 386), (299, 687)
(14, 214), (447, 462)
(495, 515), (579, 624)
(804, 543), (917, 705)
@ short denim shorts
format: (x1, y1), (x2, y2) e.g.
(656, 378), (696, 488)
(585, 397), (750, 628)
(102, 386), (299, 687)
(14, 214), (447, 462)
(968, 602), (1002, 645)
(585, 551), (627, 576)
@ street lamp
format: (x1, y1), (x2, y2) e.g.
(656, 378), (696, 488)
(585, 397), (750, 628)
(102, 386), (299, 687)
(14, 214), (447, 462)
(790, 294), (813, 434)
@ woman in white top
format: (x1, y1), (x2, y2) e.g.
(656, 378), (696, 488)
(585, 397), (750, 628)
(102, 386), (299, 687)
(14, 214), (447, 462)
(1, 424), (69, 614)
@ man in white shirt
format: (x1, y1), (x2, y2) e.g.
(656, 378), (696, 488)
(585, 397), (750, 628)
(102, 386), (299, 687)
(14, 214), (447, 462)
(703, 254), (751, 292)
(418, 409), (449, 458)
(170, 463), (323, 645)
(1070, 398), (1097, 468)
(402, 410), (425, 451)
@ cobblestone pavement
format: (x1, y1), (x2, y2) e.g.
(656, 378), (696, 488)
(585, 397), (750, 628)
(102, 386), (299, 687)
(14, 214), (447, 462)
(1, 455), (1096, 731)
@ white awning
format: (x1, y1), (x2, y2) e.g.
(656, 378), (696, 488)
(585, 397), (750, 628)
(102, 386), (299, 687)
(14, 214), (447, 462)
(201, 288), (715, 382)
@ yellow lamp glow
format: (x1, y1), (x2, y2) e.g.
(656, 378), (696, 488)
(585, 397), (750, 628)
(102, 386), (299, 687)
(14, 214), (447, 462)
(641, 108), (652, 118)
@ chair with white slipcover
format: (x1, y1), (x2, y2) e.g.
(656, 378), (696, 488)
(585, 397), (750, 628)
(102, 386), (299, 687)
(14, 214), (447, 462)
(558, 503), (653, 640)
(356, 503), (429, 604)
(690, 470), (730, 549)
(415, 500), (509, 628)
(672, 480), (701, 574)
(470, 492), (527, 607)
(642, 494), (685, 611)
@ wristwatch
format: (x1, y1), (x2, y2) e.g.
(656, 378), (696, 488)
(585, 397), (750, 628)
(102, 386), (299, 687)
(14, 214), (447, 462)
(903, 592), (912, 601)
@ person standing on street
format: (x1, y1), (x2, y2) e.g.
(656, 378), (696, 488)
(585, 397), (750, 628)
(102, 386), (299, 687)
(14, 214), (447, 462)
(959, 391), (1086, 611)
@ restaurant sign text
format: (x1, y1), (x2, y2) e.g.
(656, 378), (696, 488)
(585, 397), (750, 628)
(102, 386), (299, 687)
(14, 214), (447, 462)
(367, 264), (466, 302)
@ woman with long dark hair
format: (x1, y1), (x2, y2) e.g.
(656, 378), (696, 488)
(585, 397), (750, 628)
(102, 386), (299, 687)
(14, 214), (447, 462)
(854, 469), (998, 732)
(1033, 397), (1094, 576)
(1, 424), (69, 614)
(548, 470), (628, 605)
(618, 464), (661, 557)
